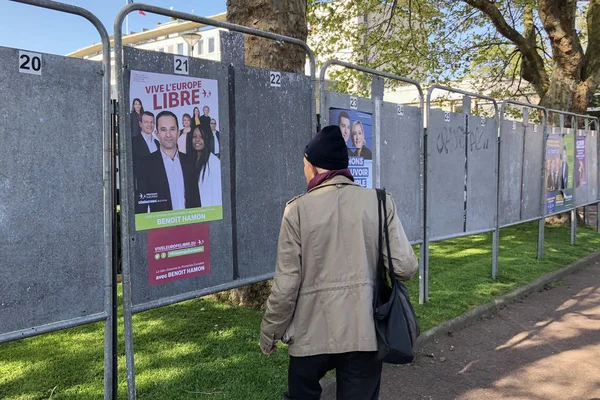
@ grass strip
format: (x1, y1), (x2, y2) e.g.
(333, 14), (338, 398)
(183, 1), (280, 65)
(0, 223), (598, 399)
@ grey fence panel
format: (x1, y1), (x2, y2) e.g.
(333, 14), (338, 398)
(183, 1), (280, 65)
(0, 46), (105, 334)
(427, 109), (467, 240)
(121, 47), (235, 307)
(234, 65), (312, 279)
(521, 123), (544, 220)
(465, 115), (498, 232)
(320, 91), (375, 125)
(379, 102), (421, 242)
(575, 129), (589, 206)
(498, 119), (525, 227)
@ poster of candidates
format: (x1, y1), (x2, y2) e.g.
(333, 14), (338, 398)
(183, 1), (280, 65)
(545, 128), (574, 214)
(329, 107), (373, 188)
(129, 70), (223, 231)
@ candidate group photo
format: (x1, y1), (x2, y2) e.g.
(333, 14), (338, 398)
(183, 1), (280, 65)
(128, 70), (222, 226)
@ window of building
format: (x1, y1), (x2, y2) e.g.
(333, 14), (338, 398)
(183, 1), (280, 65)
(208, 37), (215, 53)
(196, 39), (204, 55)
(167, 45), (174, 53)
(159, 48), (165, 52)
(177, 43), (184, 55)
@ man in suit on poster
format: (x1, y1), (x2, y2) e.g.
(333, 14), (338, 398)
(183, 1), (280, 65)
(136, 111), (200, 213)
(559, 146), (569, 190)
(210, 118), (221, 158)
(132, 111), (159, 162)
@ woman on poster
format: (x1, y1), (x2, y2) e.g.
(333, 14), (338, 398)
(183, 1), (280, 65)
(178, 113), (193, 154)
(190, 126), (222, 207)
(192, 107), (201, 129)
(130, 98), (144, 137)
(350, 120), (372, 160)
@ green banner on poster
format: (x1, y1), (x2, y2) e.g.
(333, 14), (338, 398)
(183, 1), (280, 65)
(135, 206), (223, 231)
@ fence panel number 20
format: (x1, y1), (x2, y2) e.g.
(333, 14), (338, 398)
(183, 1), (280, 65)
(19, 51), (42, 76)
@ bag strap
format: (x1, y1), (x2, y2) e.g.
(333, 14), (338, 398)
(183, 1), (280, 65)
(375, 189), (388, 286)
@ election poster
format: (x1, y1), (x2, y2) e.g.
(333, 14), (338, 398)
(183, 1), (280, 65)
(147, 224), (210, 286)
(575, 136), (586, 188)
(329, 107), (373, 188)
(545, 128), (574, 214)
(129, 70), (223, 231)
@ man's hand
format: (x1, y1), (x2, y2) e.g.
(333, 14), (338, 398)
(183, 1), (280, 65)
(261, 343), (277, 355)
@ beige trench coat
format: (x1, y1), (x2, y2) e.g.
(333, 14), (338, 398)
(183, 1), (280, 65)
(260, 175), (418, 357)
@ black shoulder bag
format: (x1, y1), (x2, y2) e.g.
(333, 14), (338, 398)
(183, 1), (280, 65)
(374, 188), (420, 364)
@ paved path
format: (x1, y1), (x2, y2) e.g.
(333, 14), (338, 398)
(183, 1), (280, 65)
(377, 256), (600, 400)
(322, 255), (600, 399)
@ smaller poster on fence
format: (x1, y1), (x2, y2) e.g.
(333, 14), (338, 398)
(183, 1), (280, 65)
(329, 107), (373, 188)
(575, 136), (586, 188)
(147, 224), (211, 286)
(545, 129), (574, 214)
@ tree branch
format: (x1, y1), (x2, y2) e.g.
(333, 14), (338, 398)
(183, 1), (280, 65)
(462, 0), (550, 95)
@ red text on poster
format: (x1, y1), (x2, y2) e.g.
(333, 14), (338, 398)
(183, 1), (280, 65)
(147, 224), (210, 286)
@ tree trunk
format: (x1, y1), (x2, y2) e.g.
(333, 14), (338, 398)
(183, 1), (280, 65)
(226, 0), (308, 74)
(539, 68), (592, 116)
(221, 0), (308, 309)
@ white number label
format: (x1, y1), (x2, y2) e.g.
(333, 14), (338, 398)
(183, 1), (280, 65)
(174, 56), (189, 75)
(480, 117), (486, 127)
(512, 121), (517, 130)
(19, 51), (42, 75)
(533, 124), (538, 132)
(397, 104), (404, 116)
(350, 96), (358, 110)
(444, 112), (450, 122)
(269, 71), (281, 87)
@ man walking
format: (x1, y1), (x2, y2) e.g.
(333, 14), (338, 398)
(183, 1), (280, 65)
(260, 125), (418, 400)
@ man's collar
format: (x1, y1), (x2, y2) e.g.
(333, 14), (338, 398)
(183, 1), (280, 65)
(160, 149), (179, 161)
(307, 175), (356, 193)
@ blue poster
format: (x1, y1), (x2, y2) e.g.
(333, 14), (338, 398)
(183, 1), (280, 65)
(329, 107), (373, 188)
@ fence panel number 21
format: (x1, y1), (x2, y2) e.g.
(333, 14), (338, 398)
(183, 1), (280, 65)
(174, 56), (189, 75)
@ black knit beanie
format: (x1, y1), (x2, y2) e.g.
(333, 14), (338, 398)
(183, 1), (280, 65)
(304, 125), (349, 170)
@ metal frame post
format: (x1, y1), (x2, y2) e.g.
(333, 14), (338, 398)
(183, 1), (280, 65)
(7, 1), (114, 398)
(426, 85), (499, 291)
(499, 100), (548, 261)
(317, 59), (426, 302)
(114, 4), (317, 399)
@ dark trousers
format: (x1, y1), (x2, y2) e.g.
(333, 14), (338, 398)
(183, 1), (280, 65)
(283, 351), (382, 400)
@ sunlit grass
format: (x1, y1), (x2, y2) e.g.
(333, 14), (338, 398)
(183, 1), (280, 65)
(0, 222), (598, 399)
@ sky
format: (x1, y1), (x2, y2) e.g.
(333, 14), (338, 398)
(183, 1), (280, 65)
(0, 0), (227, 55)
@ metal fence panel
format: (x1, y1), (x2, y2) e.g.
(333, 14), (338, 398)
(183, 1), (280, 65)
(575, 129), (589, 206)
(465, 115), (498, 232)
(521, 123), (544, 220)
(121, 47), (235, 307)
(234, 65), (312, 279)
(498, 119), (525, 227)
(380, 102), (421, 242)
(427, 109), (467, 240)
(0, 46), (105, 335)
(588, 130), (599, 203)
(574, 127), (598, 207)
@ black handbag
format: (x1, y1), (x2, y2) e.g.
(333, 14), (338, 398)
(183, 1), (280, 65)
(373, 188), (420, 364)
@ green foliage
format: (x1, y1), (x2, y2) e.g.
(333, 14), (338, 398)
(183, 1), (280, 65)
(1, 223), (599, 399)
(308, 0), (593, 102)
